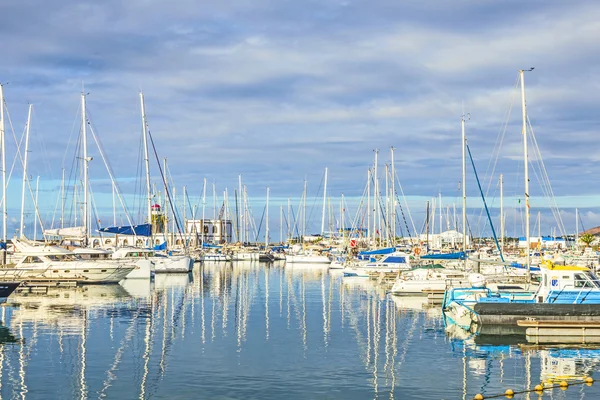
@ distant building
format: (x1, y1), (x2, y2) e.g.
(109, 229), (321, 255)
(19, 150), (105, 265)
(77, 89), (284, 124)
(185, 219), (233, 244)
(418, 230), (469, 249)
(518, 236), (570, 249)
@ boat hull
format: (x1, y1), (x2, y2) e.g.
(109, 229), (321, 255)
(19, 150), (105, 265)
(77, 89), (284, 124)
(154, 256), (194, 273)
(124, 259), (155, 279)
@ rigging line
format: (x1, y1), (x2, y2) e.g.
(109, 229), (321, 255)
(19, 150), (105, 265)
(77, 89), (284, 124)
(466, 142), (504, 261)
(146, 129), (186, 244)
(30, 107), (55, 182)
(474, 76), (520, 231)
(393, 169), (418, 240)
(528, 118), (567, 237)
(87, 123), (136, 230)
(306, 171), (326, 234)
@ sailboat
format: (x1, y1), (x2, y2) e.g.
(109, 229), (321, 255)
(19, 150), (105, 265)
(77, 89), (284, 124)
(285, 169), (332, 265)
(135, 92), (193, 273)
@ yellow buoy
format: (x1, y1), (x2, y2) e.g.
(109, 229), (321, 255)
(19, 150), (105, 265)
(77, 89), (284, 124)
(585, 377), (594, 384)
(534, 384), (543, 391)
(559, 381), (569, 388)
(473, 394), (484, 400)
(504, 389), (514, 396)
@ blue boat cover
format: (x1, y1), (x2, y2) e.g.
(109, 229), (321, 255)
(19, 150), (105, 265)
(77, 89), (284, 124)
(153, 242), (167, 250)
(98, 223), (152, 237)
(421, 252), (466, 260)
(358, 247), (395, 256)
(202, 243), (222, 248)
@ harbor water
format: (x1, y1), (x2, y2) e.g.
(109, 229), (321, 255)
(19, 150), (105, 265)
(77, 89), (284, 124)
(0, 262), (599, 399)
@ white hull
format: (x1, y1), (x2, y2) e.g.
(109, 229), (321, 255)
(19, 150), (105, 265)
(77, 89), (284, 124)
(285, 255), (331, 264)
(154, 256), (194, 273)
(343, 266), (406, 278)
(202, 253), (231, 262)
(124, 259), (155, 279)
(18, 262), (134, 283)
(231, 252), (259, 261)
(391, 279), (448, 296)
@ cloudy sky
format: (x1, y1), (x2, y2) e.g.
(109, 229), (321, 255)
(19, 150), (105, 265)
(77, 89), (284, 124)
(1, 0), (600, 238)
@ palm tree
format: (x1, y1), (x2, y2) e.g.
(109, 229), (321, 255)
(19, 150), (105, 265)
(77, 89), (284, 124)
(579, 233), (595, 248)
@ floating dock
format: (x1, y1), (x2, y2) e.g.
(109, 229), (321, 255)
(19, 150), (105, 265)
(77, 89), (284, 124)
(518, 319), (600, 344)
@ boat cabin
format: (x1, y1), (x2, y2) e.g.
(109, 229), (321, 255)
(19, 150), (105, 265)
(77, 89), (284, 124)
(537, 261), (600, 301)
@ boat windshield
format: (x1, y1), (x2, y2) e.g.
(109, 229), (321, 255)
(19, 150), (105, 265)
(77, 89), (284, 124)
(46, 254), (77, 262)
(573, 272), (600, 289)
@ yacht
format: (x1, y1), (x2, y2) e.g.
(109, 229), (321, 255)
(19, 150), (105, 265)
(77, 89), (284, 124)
(74, 247), (155, 279)
(10, 239), (135, 283)
(342, 251), (411, 277)
(390, 264), (470, 296)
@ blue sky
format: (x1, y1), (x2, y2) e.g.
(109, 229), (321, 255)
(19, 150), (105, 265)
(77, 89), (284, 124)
(1, 0), (600, 238)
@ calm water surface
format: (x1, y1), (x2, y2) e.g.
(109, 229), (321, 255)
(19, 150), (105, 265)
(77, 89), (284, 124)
(0, 262), (598, 399)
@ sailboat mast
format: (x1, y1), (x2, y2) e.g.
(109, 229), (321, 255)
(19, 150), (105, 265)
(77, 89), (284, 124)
(140, 92), (152, 225)
(61, 168), (65, 229)
(201, 178), (206, 245)
(500, 174), (504, 253)
(321, 168), (327, 236)
(265, 187), (270, 248)
(576, 208), (579, 248)
(81, 93), (89, 245)
(20, 104), (32, 239)
(238, 175), (243, 242)
(461, 114), (467, 267)
(367, 169), (371, 244)
(520, 69), (531, 279)
(34, 176), (39, 241)
(0, 84), (6, 257)
(391, 147), (396, 246)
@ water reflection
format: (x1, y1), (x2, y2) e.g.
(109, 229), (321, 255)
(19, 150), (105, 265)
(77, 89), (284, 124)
(0, 264), (594, 398)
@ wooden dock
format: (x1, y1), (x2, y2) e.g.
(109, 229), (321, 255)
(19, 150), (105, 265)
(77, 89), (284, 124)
(518, 319), (600, 344)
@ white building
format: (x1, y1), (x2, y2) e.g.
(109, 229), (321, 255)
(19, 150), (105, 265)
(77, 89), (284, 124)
(518, 236), (569, 249)
(418, 229), (470, 249)
(185, 219), (233, 244)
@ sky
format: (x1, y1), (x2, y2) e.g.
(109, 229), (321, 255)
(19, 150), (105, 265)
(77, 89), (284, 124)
(1, 0), (600, 239)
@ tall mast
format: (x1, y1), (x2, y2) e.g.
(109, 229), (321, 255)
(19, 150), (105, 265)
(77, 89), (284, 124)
(391, 147), (396, 246)
(461, 114), (467, 268)
(139, 92), (152, 225)
(385, 164), (389, 246)
(439, 192), (442, 237)
(321, 168), (327, 236)
(163, 158), (169, 242)
(34, 176), (39, 241)
(576, 208), (579, 248)
(213, 182), (217, 221)
(373, 149), (379, 245)
(302, 179), (307, 240)
(183, 185), (187, 241)
(61, 168), (65, 229)
(367, 169), (371, 244)
(520, 68), (532, 280)
(112, 184), (116, 226)
(201, 178), (206, 245)
(280, 205), (283, 243)
(265, 187), (270, 248)
(500, 174), (504, 253)
(20, 104), (32, 239)
(81, 92), (89, 245)
(0, 84), (6, 257)
(238, 175), (243, 242)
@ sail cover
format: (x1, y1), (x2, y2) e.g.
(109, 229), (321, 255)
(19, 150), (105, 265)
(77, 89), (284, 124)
(44, 226), (86, 238)
(98, 224), (152, 237)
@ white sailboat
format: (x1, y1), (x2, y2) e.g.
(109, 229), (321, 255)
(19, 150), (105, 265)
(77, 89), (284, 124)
(138, 92), (193, 273)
